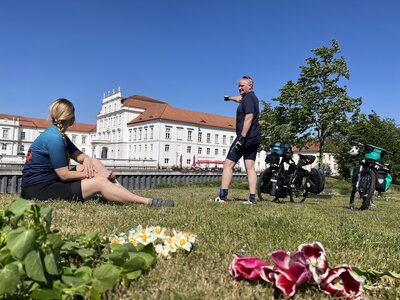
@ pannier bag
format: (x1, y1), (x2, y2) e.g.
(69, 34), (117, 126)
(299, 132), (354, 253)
(265, 152), (280, 165)
(364, 144), (385, 161)
(270, 141), (293, 161)
(375, 168), (392, 192)
(298, 154), (316, 167)
(306, 168), (325, 194)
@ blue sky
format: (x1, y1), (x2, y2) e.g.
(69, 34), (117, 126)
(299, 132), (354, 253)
(1, 1), (399, 124)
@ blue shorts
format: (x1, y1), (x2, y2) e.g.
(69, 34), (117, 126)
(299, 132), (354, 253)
(227, 135), (261, 163)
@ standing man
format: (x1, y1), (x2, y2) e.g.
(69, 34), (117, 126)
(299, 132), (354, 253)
(211, 75), (261, 204)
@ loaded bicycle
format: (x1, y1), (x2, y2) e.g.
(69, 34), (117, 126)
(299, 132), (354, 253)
(257, 141), (325, 203)
(348, 141), (392, 210)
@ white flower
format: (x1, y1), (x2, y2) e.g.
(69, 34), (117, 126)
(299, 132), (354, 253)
(173, 232), (192, 252)
(155, 244), (171, 258)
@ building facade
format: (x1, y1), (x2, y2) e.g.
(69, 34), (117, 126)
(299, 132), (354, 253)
(0, 89), (339, 174)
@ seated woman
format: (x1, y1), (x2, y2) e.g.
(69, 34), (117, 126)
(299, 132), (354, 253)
(21, 98), (174, 207)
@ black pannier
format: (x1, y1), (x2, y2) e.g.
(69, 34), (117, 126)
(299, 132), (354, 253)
(265, 152), (280, 165)
(375, 167), (392, 192)
(306, 168), (325, 194)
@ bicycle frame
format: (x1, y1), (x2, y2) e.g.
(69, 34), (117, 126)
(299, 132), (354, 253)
(257, 153), (315, 203)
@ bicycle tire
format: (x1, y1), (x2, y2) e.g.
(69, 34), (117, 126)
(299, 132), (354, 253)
(357, 169), (375, 210)
(257, 169), (271, 201)
(289, 175), (308, 203)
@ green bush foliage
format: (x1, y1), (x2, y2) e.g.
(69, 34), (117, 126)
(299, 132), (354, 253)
(0, 198), (156, 299)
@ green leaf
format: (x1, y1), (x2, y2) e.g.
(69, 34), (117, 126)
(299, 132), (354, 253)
(85, 232), (99, 242)
(61, 275), (91, 288)
(30, 287), (62, 300)
(39, 206), (53, 232)
(0, 263), (20, 295)
(132, 252), (156, 269)
(74, 266), (92, 281)
(6, 227), (37, 260)
(47, 233), (65, 253)
(44, 252), (59, 275)
(122, 255), (146, 272)
(8, 198), (34, 225)
(92, 264), (121, 293)
(91, 288), (101, 300)
(77, 248), (95, 258)
(24, 249), (47, 283)
(124, 270), (142, 281)
(353, 267), (400, 283)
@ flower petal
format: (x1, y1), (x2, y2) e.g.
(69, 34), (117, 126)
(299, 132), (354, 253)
(275, 272), (297, 298)
(270, 250), (291, 270)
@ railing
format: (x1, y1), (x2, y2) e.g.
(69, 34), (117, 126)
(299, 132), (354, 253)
(0, 169), (246, 194)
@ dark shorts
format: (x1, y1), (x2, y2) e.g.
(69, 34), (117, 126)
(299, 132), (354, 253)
(21, 180), (83, 201)
(227, 135), (261, 163)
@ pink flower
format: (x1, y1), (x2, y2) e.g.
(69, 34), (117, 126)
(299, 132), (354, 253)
(298, 242), (329, 283)
(229, 254), (269, 281)
(270, 250), (312, 298)
(259, 265), (275, 283)
(319, 265), (363, 299)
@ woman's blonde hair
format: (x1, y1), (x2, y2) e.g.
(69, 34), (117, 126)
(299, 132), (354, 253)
(49, 98), (75, 133)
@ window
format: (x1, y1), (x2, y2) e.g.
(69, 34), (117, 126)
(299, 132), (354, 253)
(165, 144), (170, 152)
(150, 126), (154, 139)
(20, 145), (25, 152)
(165, 127), (171, 139)
(207, 133), (211, 143)
(82, 148), (85, 153)
(164, 158), (169, 164)
(206, 148), (210, 155)
(223, 135), (227, 145)
(144, 127), (148, 140)
(21, 131), (26, 140)
(198, 147), (202, 154)
(187, 146), (191, 153)
(82, 136), (87, 144)
(145, 144), (148, 152)
(230, 136), (234, 143)
(177, 127), (183, 140)
(215, 134), (219, 144)
(188, 130), (193, 141)
(223, 149), (226, 156)
(186, 159), (191, 165)
(2, 144), (6, 150)
(129, 129), (132, 141)
(215, 149), (219, 155)
(139, 128), (142, 140)
(2, 129), (9, 139)
(198, 132), (202, 142)
(133, 129), (137, 140)
(150, 144), (153, 152)
(72, 135), (77, 143)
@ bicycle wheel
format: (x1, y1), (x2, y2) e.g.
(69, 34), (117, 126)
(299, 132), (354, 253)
(357, 169), (375, 210)
(289, 175), (308, 203)
(257, 169), (272, 201)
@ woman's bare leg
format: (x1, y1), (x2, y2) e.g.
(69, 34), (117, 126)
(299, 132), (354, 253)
(81, 176), (150, 204)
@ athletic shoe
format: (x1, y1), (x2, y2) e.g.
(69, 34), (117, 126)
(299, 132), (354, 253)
(243, 200), (255, 205)
(148, 198), (175, 207)
(209, 196), (228, 203)
(370, 203), (377, 209)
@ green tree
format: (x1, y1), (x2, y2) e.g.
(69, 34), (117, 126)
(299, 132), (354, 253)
(262, 39), (362, 166)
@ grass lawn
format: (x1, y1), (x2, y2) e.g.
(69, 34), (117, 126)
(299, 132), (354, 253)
(1, 178), (400, 299)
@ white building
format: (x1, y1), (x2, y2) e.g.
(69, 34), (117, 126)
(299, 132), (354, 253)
(0, 89), (338, 174)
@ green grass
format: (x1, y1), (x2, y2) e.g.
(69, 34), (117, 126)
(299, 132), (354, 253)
(1, 178), (400, 299)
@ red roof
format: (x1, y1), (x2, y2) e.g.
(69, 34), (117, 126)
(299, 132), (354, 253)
(0, 113), (96, 132)
(123, 95), (235, 130)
